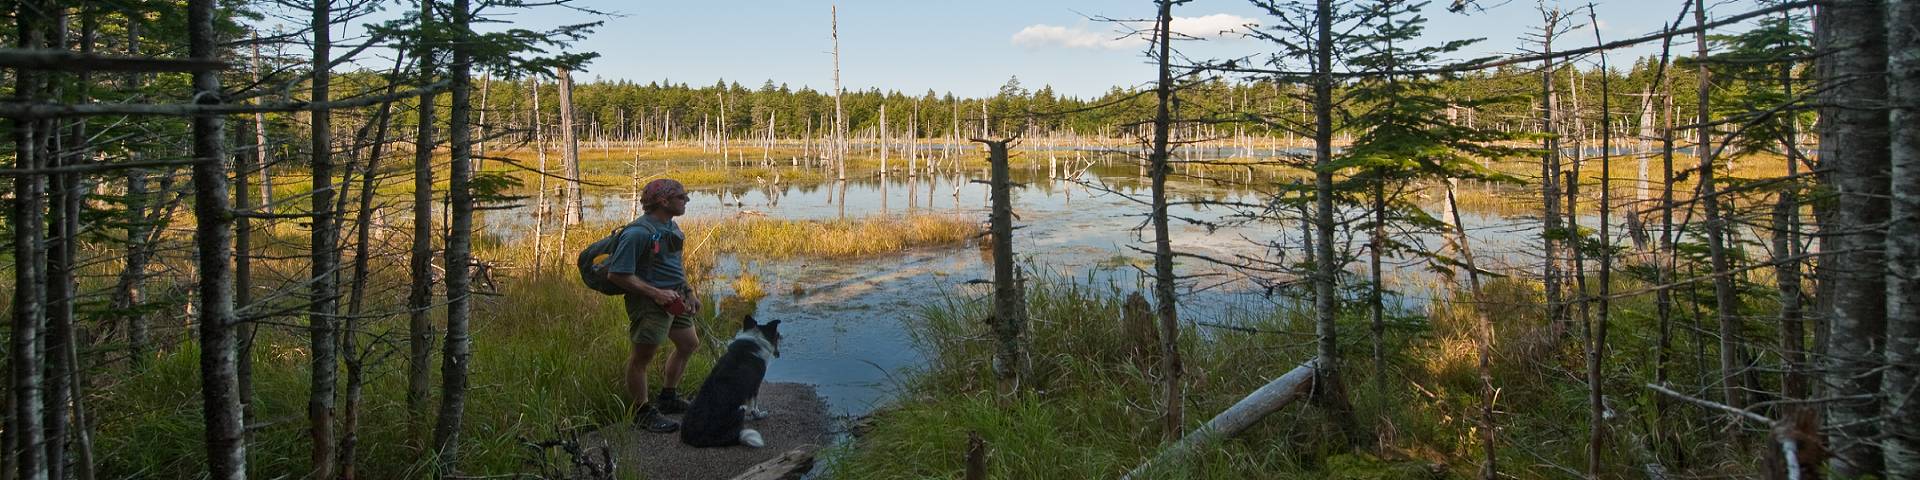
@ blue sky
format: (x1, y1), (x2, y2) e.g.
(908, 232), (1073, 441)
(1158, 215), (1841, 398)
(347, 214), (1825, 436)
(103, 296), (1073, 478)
(336, 0), (1728, 98)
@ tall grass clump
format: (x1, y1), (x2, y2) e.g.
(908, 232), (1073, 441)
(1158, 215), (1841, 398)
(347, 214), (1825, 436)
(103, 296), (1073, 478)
(827, 274), (1442, 479)
(1413, 273), (1771, 478)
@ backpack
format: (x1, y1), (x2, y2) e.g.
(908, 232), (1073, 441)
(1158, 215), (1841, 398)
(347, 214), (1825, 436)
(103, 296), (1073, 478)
(578, 221), (662, 296)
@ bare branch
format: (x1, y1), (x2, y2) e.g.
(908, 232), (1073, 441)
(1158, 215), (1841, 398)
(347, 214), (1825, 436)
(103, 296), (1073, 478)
(0, 48), (228, 72)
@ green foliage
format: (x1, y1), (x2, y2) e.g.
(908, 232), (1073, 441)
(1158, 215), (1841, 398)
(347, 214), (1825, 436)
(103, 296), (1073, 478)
(829, 272), (1445, 479)
(1699, 2), (1813, 158)
(94, 262), (740, 477)
(829, 257), (1782, 478)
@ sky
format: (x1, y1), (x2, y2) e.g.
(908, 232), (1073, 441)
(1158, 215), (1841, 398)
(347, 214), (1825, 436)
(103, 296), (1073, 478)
(331, 0), (1742, 98)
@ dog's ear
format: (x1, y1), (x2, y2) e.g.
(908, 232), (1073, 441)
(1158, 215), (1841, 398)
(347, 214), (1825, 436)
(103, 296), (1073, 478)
(743, 315), (758, 330)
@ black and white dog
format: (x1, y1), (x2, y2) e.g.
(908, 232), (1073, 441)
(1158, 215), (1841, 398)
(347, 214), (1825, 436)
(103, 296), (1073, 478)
(680, 315), (782, 448)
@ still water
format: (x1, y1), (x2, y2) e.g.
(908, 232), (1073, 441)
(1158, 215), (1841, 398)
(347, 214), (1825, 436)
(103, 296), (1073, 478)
(478, 163), (1572, 417)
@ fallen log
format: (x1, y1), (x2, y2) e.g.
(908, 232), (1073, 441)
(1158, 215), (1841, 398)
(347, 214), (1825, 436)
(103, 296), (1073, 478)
(729, 445), (819, 480)
(1121, 357), (1320, 480)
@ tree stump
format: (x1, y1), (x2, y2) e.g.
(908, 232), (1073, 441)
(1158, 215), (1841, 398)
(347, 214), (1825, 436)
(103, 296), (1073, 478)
(1122, 291), (1159, 364)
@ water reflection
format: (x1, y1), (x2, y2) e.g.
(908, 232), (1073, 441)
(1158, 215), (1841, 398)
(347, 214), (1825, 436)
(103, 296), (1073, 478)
(474, 156), (1625, 416)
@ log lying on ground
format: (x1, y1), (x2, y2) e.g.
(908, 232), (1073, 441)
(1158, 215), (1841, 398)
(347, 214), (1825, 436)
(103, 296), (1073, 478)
(1121, 357), (1320, 480)
(729, 445), (819, 480)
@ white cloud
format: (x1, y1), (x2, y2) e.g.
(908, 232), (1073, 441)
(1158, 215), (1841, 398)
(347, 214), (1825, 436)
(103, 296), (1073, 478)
(1011, 24), (1134, 50)
(1170, 14), (1259, 39)
(1012, 14), (1259, 50)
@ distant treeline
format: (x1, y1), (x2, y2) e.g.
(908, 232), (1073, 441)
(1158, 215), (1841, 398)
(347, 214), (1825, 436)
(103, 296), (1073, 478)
(450, 55), (1731, 146)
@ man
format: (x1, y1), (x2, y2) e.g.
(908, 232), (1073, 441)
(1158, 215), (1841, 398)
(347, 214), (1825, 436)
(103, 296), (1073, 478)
(606, 178), (701, 433)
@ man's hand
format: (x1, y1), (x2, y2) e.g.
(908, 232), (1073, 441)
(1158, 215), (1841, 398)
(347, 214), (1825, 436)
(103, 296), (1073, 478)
(609, 272), (678, 305)
(651, 288), (682, 306)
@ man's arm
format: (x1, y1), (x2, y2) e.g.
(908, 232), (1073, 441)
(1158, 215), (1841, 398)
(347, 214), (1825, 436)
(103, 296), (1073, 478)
(609, 271), (678, 305)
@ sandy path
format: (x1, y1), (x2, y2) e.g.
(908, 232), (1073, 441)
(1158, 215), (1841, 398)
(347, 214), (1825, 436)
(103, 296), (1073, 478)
(594, 383), (831, 480)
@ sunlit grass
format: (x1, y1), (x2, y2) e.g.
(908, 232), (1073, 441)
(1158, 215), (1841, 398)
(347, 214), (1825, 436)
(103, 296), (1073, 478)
(732, 271), (766, 302)
(91, 210), (976, 478)
(827, 267), (1771, 478)
(825, 274), (1438, 479)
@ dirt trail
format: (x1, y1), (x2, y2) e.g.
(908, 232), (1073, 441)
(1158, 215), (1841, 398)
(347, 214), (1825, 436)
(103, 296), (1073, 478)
(594, 383), (831, 480)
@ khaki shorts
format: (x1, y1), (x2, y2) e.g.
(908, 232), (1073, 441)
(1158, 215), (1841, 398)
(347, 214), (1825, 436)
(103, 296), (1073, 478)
(623, 290), (695, 345)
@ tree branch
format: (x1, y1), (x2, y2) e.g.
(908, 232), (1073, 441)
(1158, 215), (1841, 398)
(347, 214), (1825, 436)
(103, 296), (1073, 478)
(0, 81), (450, 118)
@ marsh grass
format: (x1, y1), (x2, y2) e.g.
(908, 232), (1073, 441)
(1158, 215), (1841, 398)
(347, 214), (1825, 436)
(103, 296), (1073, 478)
(826, 275), (1439, 479)
(827, 269), (1768, 478)
(92, 249), (728, 477)
(92, 212), (976, 477)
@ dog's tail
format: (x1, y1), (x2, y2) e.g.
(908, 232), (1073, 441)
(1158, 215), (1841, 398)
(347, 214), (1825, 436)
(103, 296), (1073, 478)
(739, 429), (765, 448)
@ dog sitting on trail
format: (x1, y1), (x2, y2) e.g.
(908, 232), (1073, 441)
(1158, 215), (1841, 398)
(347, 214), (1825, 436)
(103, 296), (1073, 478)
(680, 315), (782, 448)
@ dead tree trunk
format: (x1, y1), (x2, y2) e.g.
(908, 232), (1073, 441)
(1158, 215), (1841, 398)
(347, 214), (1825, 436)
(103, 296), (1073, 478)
(308, 3), (341, 475)
(632, 109), (643, 216)
(1121, 359), (1319, 480)
(880, 103), (888, 173)
(252, 34), (273, 207)
(1692, 0), (1745, 427)
(1654, 39), (1680, 464)
(531, 78), (549, 272)
(976, 137), (1030, 396)
(236, 119), (257, 422)
(406, 0), (439, 441)
(559, 67), (582, 225)
(476, 72), (490, 174)
(1632, 83), (1656, 252)
(338, 57), (404, 479)
(1149, 0), (1184, 441)
(964, 434), (986, 480)
(1537, 9), (1567, 338)
(910, 102), (919, 177)
(1588, 18), (1616, 474)
(1369, 181), (1385, 396)
(832, 5), (846, 181)
(190, 0), (247, 475)
(1446, 178), (1498, 480)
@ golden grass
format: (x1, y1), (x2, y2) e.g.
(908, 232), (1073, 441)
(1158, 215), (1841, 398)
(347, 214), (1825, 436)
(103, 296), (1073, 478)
(688, 214), (981, 259)
(731, 272), (766, 302)
(480, 213), (979, 288)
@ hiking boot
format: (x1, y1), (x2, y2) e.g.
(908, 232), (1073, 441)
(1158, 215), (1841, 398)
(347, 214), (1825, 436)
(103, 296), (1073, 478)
(655, 389), (691, 414)
(634, 404), (679, 433)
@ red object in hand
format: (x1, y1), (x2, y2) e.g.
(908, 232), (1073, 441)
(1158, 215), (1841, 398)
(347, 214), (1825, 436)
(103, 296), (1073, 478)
(665, 296), (694, 316)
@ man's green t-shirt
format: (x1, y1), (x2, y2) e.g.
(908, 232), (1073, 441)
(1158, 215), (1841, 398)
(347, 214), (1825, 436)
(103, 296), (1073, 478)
(606, 216), (687, 290)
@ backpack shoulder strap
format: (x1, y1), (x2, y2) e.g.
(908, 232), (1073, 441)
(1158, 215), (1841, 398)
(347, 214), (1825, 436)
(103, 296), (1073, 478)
(623, 219), (666, 274)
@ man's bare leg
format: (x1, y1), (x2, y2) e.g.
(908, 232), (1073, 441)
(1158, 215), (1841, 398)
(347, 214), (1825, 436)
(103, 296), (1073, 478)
(626, 342), (660, 410)
(661, 326), (698, 388)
